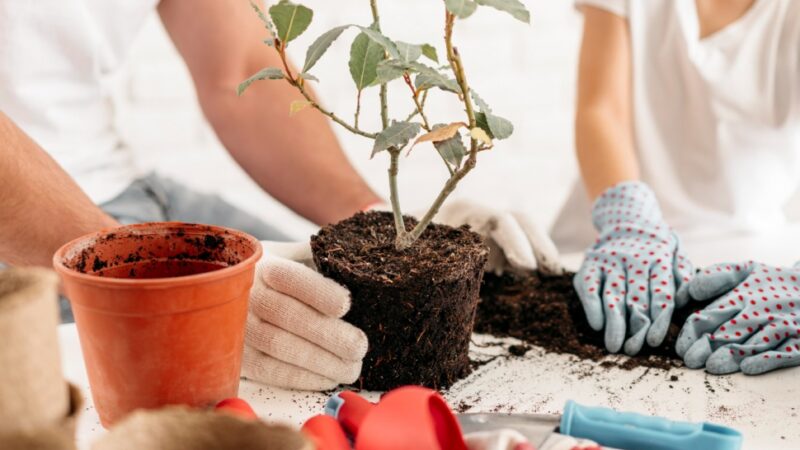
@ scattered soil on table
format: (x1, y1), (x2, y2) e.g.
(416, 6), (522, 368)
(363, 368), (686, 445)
(312, 211), (489, 391)
(475, 271), (710, 370)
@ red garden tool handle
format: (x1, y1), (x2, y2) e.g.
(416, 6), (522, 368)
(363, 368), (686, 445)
(215, 397), (257, 420)
(326, 386), (468, 450)
(302, 415), (352, 450)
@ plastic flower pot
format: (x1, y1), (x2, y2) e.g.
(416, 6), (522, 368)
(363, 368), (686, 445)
(53, 223), (262, 427)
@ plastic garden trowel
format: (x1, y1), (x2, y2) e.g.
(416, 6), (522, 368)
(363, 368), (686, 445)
(457, 401), (743, 450)
(325, 386), (468, 450)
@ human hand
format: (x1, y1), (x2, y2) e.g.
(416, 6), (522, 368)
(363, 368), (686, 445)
(574, 182), (694, 355)
(242, 242), (368, 391)
(434, 199), (563, 276)
(676, 261), (800, 375)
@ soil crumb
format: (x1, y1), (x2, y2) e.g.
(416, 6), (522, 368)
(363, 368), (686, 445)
(475, 271), (703, 371)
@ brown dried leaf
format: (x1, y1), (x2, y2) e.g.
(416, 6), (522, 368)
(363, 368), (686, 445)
(409, 122), (467, 154)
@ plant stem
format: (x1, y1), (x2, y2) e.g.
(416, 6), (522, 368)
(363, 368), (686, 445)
(370, 0), (407, 244)
(355, 89), (363, 129)
(404, 89), (429, 122)
(396, 10), (481, 249)
(370, 0), (390, 130)
(403, 74), (430, 131)
(388, 149), (407, 236)
(292, 80), (378, 139)
(444, 13), (477, 129)
(276, 46), (378, 139)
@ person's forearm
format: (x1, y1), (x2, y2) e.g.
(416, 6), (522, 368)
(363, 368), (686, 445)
(574, 6), (639, 201)
(158, 0), (380, 227)
(201, 74), (381, 225)
(0, 112), (119, 267)
(575, 109), (639, 200)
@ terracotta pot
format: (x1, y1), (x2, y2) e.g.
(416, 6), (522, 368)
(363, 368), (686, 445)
(53, 223), (262, 427)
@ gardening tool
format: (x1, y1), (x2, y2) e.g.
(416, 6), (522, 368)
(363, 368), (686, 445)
(301, 415), (351, 450)
(457, 401), (743, 450)
(325, 386), (468, 450)
(215, 398), (257, 420)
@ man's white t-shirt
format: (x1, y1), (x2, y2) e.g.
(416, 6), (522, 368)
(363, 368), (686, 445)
(553, 0), (800, 251)
(0, 0), (159, 204)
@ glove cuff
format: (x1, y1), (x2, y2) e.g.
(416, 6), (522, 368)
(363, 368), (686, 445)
(591, 181), (664, 232)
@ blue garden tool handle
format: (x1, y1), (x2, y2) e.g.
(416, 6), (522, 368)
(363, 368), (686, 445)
(560, 401), (742, 450)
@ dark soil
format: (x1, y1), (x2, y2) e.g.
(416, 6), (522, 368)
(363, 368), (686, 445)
(475, 271), (709, 370)
(311, 211), (489, 391)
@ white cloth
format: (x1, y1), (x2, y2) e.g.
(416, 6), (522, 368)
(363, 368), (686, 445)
(0, 1), (157, 203)
(554, 0), (800, 252)
(242, 241), (368, 391)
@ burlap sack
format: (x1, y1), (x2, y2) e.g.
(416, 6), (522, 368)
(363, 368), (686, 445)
(0, 267), (69, 433)
(0, 383), (83, 450)
(93, 407), (314, 450)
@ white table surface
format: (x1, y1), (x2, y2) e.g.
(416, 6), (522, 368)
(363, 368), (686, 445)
(61, 226), (800, 450)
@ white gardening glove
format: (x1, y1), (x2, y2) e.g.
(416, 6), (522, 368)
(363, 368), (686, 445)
(242, 241), (368, 391)
(434, 199), (564, 276)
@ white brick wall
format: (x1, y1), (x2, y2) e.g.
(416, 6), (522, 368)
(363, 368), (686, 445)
(116, 0), (582, 239)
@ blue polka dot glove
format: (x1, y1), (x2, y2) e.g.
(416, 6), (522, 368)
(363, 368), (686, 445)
(676, 261), (800, 375)
(574, 181), (694, 355)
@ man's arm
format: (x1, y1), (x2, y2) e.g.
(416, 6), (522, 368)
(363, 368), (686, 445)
(158, 0), (381, 226)
(0, 112), (119, 267)
(575, 6), (638, 200)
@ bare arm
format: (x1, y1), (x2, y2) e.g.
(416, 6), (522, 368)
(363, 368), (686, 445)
(158, 0), (381, 226)
(575, 6), (638, 200)
(0, 112), (119, 267)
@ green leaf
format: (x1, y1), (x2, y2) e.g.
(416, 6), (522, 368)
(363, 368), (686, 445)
(356, 26), (400, 59)
(434, 132), (467, 168)
(269, 0), (313, 43)
(471, 91), (514, 139)
(237, 67), (284, 95)
(421, 44), (439, 63)
(372, 121), (421, 157)
(396, 41), (422, 62)
(299, 72), (318, 82)
(485, 113), (513, 139)
(303, 25), (349, 73)
(445, 0), (479, 19)
(475, 0), (530, 23)
(475, 112), (494, 139)
(415, 70), (460, 93)
(250, 1), (277, 38)
(374, 60), (408, 85)
(471, 91), (492, 112)
(349, 32), (385, 89)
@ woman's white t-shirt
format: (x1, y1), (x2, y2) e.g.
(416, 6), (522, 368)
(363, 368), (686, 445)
(553, 0), (800, 252)
(0, 0), (158, 203)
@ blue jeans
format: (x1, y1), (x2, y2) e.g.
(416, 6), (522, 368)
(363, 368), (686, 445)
(59, 172), (289, 322)
(101, 172), (289, 241)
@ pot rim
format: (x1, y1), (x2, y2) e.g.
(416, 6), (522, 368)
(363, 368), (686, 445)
(52, 222), (263, 289)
